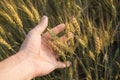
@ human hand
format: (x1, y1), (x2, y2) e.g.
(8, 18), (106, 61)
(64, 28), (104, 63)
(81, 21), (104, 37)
(19, 16), (71, 78)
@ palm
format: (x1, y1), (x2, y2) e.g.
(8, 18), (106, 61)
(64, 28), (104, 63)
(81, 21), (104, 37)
(41, 39), (56, 61)
(36, 38), (57, 76)
(35, 24), (69, 76)
(20, 16), (71, 77)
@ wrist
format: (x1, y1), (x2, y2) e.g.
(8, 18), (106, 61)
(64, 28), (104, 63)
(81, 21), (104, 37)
(0, 51), (35, 80)
(17, 51), (35, 80)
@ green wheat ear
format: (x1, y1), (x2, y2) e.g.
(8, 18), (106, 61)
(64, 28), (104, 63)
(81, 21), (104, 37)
(47, 28), (74, 58)
(71, 17), (81, 35)
(94, 35), (102, 55)
(27, 1), (40, 23)
(0, 25), (5, 36)
(20, 1), (40, 23)
(0, 37), (12, 50)
(20, 5), (35, 21)
(5, 3), (23, 28)
(46, 28), (59, 40)
(0, 10), (16, 26)
(88, 50), (95, 61)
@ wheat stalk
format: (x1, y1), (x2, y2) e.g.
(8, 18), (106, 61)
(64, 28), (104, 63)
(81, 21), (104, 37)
(94, 35), (102, 55)
(68, 66), (73, 80)
(71, 17), (81, 35)
(48, 41), (66, 60)
(20, 5), (34, 22)
(0, 10), (16, 26)
(65, 22), (75, 34)
(28, 1), (40, 23)
(0, 0), (119, 79)
(73, 59), (78, 80)
(89, 50), (95, 61)
(0, 25), (5, 36)
(54, 40), (74, 55)
(87, 18), (93, 34)
(4, 3), (23, 28)
(0, 37), (12, 50)
(76, 36), (87, 48)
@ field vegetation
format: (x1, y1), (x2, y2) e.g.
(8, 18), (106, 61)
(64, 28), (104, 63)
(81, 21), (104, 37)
(0, 0), (120, 80)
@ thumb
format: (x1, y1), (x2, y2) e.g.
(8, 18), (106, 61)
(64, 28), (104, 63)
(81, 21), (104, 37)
(34, 16), (48, 34)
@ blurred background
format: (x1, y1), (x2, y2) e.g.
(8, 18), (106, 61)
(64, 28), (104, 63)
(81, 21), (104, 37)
(0, 0), (120, 80)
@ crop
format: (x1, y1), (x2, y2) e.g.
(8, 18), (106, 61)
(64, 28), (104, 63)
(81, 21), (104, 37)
(0, 0), (120, 80)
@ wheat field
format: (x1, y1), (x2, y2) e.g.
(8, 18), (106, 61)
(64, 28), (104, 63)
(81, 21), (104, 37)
(0, 0), (120, 80)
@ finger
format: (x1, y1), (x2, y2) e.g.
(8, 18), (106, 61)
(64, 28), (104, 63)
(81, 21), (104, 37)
(55, 61), (71, 69)
(59, 33), (73, 42)
(34, 16), (48, 34)
(43, 23), (65, 39)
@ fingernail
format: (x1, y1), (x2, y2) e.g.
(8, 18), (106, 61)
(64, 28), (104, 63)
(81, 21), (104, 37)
(61, 23), (65, 26)
(66, 61), (71, 67)
(42, 16), (48, 20)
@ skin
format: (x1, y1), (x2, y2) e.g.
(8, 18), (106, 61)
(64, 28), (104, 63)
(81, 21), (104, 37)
(0, 16), (71, 80)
